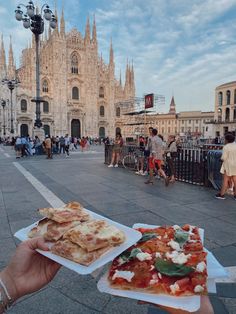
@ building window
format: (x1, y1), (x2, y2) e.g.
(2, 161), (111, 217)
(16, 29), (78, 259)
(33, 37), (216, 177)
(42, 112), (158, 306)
(99, 86), (104, 98)
(234, 108), (236, 121)
(44, 124), (50, 136)
(72, 87), (79, 100)
(182, 120), (184, 124)
(234, 89), (236, 104)
(226, 90), (231, 105)
(20, 99), (27, 112)
(189, 120), (191, 123)
(181, 127), (184, 132)
(116, 107), (120, 117)
(43, 101), (49, 113)
(116, 127), (121, 135)
(196, 120), (198, 123)
(100, 105), (105, 117)
(206, 127), (208, 131)
(168, 127), (170, 133)
(71, 53), (78, 74)
(99, 127), (105, 138)
(218, 92), (223, 106)
(42, 80), (49, 93)
(225, 108), (230, 122)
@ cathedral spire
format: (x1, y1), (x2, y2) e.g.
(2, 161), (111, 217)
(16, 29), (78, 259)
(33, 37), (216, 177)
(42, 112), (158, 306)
(8, 35), (15, 79)
(53, 0), (59, 36)
(60, 6), (65, 37)
(92, 14), (97, 43)
(169, 96), (176, 114)
(109, 38), (114, 65)
(84, 15), (91, 45)
(0, 34), (7, 76)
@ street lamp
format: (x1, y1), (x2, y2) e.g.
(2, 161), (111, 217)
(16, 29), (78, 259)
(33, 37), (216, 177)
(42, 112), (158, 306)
(1, 79), (19, 134)
(1, 99), (7, 136)
(15, 1), (57, 128)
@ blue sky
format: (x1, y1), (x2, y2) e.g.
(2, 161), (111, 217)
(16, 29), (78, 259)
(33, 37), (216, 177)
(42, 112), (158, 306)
(1, 0), (236, 112)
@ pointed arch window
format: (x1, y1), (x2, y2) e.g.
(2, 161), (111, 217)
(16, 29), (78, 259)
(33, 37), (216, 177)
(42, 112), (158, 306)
(42, 80), (49, 93)
(99, 86), (105, 98)
(71, 53), (78, 74)
(100, 105), (105, 117)
(72, 87), (79, 100)
(21, 99), (27, 112)
(226, 90), (231, 105)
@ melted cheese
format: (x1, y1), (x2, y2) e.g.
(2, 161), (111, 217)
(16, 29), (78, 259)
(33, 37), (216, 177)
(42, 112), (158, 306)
(112, 270), (135, 282)
(168, 239), (181, 251)
(149, 273), (158, 285)
(196, 261), (206, 273)
(170, 283), (180, 294)
(155, 252), (162, 258)
(157, 272), (162, 279)
(117, 257), (126, 266)
(136, 252), (152, 261)
(194, 285), (204, 293)
(173, 225), (181, 230)
(166, 251), (191, 264)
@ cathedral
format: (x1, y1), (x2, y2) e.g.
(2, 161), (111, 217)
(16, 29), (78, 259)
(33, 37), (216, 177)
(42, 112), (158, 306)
(0, 9), (135, 138)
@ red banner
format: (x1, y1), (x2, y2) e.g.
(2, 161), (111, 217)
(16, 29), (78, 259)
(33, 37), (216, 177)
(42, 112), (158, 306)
(145, 93), (154, 109)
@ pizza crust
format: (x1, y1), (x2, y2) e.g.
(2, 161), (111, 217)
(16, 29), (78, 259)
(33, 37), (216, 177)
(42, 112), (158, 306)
(51, 239), (111, 266)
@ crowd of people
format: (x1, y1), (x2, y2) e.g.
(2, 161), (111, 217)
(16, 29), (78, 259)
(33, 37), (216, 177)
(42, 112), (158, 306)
(108, 127), (178, 186)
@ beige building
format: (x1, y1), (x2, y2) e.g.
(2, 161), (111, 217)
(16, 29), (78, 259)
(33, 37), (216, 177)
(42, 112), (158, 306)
(0, 11), (135, 138)
(213, 81), (236, 137)
(120, 96), (214, 140)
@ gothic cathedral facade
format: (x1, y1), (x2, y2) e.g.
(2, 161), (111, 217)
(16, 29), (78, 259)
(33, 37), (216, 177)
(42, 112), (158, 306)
(0, 11), (135, 138)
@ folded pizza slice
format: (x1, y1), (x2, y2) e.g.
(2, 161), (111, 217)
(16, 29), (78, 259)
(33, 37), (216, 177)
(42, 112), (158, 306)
(38, 203), (90, 223)
(63, 219), (126, 252)
(28, 218), (81, 241)
(51, 239), (111, 266)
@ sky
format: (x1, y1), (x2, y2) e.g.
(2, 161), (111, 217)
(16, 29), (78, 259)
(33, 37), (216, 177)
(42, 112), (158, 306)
(1, 0), (236, 113)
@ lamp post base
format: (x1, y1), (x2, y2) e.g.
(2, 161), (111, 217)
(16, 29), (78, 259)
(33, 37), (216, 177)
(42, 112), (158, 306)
(33, 127), (45, 142)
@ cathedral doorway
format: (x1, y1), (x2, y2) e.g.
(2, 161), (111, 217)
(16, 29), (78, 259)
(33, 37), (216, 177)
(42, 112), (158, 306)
(71, 119), (81, 138)
(20, 124), (28, 137)
(115, 127), (121, 135)
(99, 127), (105, 138)
(44, 124), (50, 136)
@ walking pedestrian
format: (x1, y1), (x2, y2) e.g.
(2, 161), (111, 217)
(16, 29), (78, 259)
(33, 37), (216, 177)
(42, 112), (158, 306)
(59, 136), (65, 154)
(108, 133), (123, 167)
(44, 135), (52, 159)
(165, 135), (178, 183)
(64, 134), (70, 157)
(215, 132), (236, 200)
(14, 137), (22, 159)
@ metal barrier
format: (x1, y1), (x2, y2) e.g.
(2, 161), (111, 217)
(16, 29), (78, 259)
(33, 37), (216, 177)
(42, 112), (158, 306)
(105, 145), (222, 188)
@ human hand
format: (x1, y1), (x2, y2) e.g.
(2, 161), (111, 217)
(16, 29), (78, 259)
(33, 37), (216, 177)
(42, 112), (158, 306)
(138, 295), (214, 314)
(0, 237), (61, 302)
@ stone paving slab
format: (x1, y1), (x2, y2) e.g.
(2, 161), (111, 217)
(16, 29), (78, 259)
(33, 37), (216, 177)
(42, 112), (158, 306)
(1, 145), (236, 314)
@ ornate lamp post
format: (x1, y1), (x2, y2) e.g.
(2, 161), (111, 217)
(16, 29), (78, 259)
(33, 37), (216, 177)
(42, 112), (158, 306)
(2, 79), (20, 134)
(15, 1), (57, 128)
(1, 99), (7, 136)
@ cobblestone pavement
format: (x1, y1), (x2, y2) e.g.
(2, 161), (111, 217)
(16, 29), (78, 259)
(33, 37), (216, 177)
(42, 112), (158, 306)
(0, 144), (235, 314)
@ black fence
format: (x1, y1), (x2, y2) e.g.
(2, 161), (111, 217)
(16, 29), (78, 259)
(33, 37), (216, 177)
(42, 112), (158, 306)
(104, 145), (222, 189)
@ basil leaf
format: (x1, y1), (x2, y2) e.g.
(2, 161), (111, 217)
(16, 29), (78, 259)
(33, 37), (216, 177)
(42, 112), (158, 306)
(119, 248), (142, 261)
(174, 230), (189, 246)
(138, 233), (157, 243)
(155, 258), (194, 277)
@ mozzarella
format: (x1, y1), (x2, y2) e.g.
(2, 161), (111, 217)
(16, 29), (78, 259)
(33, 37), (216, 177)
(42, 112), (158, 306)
(168, 239), (181, 251)
(166, 251), (191, 264)
(194, 285), (204, 293)
(112, 270), (135, 282)
(136, 252), (152, 261)
(173, 225), (181, 230)
(157, 272), (162, 279)
(164, 233), (168, 239)
(150, 265), (155, 271)
(117, 257), (126, 266)
(196, 261), (206, 273)
(170, 283), (180, 294)
(155, 252), (162, 258)
(188, 239), (197, 243)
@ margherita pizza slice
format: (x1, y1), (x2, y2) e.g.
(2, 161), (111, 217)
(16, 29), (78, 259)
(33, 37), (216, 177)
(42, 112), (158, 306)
(28, 218), (81, 241)
(108, 224), (207, 297)
(51, 239), (111, 266)
(63, 219), (126, 252)
(38, 202), (90, 223)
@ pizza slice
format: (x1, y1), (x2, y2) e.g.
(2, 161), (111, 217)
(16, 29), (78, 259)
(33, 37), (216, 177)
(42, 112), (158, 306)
(51, 239), (111, 266)
(63, 219), (126, 252)
(38, 202), (90, 223)
(108, 224), (207, 297)
(28, 218), (81, 241)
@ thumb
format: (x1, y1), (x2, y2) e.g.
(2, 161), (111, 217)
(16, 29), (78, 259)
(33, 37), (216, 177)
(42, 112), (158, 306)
(24, 237), (50, 251)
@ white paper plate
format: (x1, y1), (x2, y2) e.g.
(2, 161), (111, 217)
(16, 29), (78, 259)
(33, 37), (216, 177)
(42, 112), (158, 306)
(97, 223), (228, 312)
(14, 209), (142, 275)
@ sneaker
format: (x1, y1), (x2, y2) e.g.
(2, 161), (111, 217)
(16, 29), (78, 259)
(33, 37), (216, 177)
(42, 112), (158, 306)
(108, 164), (113, 168)
(143, 171), (148, 176)
(135, 171), (140, 175)
(215, 193), (226, 200)
(114, 164), (119, 168)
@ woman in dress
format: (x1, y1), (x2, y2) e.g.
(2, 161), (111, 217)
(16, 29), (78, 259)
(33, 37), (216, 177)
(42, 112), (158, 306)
(215, 132), (236, 200)
(108, 133), (123, 168)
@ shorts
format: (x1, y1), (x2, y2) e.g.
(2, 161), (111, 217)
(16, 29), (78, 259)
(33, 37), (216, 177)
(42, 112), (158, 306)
(149, 157), (162, 170)
(136, 149), (145, 158)
(15, 144), (22, 151)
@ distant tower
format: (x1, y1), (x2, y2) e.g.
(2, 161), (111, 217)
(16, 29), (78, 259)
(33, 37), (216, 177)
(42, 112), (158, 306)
(60, 7), (65, 37)
(169, 96), (176, 114)
(8, 36), (16, 79)
(0, 35), (7, 77)
(84, 16), (91, 45)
